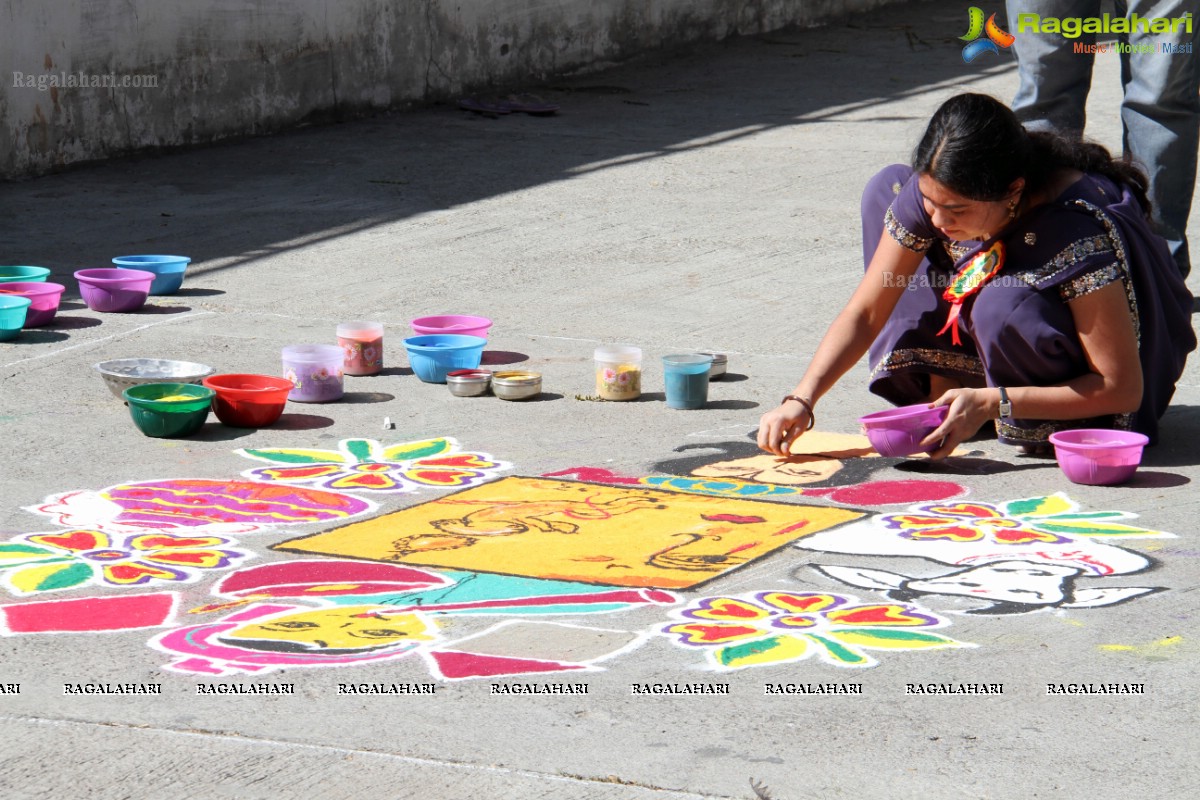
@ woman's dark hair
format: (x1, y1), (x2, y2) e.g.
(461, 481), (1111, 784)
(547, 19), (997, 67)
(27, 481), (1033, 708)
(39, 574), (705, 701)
(912, 93), (1152, 215)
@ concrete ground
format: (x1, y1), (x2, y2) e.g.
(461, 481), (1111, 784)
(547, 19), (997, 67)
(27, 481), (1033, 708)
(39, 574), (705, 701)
(1, 2), (1198, 798)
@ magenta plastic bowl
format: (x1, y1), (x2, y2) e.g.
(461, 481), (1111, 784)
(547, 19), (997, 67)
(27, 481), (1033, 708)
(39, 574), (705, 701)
(1048, 429), (1148, 486)
(410, 314), (492, 339)
(859, 403), (949, 457)
(0, 281), (66, 326)
(75, 268), (155, 312)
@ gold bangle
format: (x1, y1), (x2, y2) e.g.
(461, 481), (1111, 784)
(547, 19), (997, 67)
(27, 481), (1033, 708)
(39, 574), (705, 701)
(781, 395), (816, 430)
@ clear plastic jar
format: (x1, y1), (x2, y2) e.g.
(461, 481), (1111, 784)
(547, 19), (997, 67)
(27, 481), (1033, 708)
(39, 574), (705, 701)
(595, 345), (642, 401)
(337, 321), (384, 376)
(282, 344), (345, 402)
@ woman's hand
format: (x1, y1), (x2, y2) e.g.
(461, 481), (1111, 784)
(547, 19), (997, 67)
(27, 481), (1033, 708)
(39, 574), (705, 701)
(921, 387), (998, 459)
(757, 400), (813, 457)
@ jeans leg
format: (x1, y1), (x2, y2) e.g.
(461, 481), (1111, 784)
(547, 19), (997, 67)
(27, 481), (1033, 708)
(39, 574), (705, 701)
(1006, 0), (1102, 134)
(1121, 0), (1200, 277)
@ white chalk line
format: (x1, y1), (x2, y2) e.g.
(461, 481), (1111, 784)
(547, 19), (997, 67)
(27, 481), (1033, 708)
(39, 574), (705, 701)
(1, 713), (736, 799)
(2, 311), (217, 370)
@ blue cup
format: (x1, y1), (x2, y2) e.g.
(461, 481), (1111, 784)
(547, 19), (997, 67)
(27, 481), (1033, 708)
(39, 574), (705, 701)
(662, 354), (713, 409)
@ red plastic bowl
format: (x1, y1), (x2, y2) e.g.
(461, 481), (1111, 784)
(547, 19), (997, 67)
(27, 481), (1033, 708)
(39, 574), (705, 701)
(0, 281), (66, 326)
(1048, 428), (1148, 486)
(202, 374), (293, 428)
(859, 403), (949, 457)
(75, 268), (155, 312)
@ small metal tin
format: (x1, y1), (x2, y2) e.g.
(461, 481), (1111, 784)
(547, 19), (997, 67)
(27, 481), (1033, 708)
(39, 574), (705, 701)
(700, 352), (728, 380)
(446, 369), (492, 397)
(491, 370), (542, 401)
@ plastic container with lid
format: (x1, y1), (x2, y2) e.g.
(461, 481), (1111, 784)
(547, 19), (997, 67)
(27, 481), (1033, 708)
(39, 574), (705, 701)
(337, 321), (385, 376)
(594, 345), (642, 401)
(282, 344), (345, 402)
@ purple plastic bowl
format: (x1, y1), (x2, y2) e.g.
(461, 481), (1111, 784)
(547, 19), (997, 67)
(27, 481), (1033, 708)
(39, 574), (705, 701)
(75, 268), (155, 313)
(1048, 429), (1148, 486)
(0, 281), (66, 327)
(859, 403), (949, 457)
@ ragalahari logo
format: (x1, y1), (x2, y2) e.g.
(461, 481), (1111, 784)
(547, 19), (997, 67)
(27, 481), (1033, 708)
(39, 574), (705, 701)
(961, 7), (1015, 62)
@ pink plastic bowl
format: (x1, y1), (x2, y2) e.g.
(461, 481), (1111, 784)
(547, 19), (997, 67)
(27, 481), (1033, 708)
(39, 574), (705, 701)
(75, 268), (155, 312)
(1048, 429), (1148, 486)
(410, 314), (492, 339)
(859, 403), (949, 457)
(0, 281), (66, 326)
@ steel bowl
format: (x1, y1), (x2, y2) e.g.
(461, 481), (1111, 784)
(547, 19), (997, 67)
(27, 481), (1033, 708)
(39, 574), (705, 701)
(491, 370), (542, 401)
(700, 351), (728, 380)
(446, 369), (492, 397)
(95, 358), (216, 399)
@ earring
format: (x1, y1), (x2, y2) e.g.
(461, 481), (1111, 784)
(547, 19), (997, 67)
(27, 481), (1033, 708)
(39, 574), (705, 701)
(1006, 197), (1019, 219)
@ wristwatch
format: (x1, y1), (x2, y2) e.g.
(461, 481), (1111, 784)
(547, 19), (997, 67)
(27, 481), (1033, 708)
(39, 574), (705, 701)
(997, 387), (1012, 419)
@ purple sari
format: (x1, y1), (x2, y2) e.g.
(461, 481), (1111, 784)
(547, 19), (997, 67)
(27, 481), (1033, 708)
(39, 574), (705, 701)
(863, 164), (1195, 446)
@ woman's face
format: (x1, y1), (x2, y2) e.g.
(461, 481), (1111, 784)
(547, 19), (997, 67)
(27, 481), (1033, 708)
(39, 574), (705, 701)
(225, 606), (433, 652)
(917, 174), (1015, 242)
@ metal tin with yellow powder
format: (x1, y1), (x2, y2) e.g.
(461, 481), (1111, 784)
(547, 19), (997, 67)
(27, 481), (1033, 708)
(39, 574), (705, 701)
(492, 370), (542, 401)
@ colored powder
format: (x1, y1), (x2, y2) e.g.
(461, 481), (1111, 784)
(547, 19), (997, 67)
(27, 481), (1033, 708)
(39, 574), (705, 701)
(155, 394), (199, 402)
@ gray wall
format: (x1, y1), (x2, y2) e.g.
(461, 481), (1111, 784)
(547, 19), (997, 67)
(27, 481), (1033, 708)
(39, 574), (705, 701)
(2, 0), (896, 179)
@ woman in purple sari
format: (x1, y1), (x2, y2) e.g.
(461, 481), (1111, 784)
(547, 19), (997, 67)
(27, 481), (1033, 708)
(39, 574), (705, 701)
(759, 93), (1194, 458)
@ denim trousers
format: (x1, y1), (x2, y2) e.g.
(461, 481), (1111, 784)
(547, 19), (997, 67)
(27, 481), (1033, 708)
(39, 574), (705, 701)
(1006, 0), (1200, 277)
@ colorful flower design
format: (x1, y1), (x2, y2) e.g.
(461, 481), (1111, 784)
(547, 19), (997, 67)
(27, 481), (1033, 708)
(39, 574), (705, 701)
(663, 591), (970, 669)
(26, 482), (373, 536)
(881, 495), (1167, 547)
(237, 437), (511, 493)
(0, 530), (253, 596)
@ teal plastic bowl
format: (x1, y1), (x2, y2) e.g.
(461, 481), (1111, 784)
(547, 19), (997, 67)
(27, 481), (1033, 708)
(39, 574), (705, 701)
(0, 266), (51, 283)
(0, 295), (32, 341)
(403, 334), (487, 383)
(122, 382), (215, 438)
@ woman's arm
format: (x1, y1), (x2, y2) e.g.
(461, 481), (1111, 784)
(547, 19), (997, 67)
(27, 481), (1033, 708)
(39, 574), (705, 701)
(757, 233), (926, 456)
(922, 279), (1143, 458)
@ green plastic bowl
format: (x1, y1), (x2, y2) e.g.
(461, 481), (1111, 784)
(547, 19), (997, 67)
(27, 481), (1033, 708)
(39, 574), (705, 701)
(122, 382), (215, 438)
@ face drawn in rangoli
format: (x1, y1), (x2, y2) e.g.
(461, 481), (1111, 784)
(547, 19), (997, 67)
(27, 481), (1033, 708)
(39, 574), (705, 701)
(220, 605), (436, 655)
(152, 579), (680, 676)
(391, 491), (668, 556)
(646, 514), (771, 572)
(796, 495), (1173, 614)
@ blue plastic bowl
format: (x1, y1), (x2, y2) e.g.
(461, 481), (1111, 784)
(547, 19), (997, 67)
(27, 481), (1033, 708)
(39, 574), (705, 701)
(0, 266), (51, 283)
(0, 295), (33, 341)
(112, 255), (191, 295)
(403, 334), (487, 383)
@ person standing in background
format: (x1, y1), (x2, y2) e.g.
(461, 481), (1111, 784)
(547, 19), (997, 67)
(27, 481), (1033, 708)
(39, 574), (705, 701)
(1005, 0), (1200, 278)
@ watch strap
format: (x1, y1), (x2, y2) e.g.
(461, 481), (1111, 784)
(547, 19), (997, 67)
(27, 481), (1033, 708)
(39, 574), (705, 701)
(997, 386), (1012, 419)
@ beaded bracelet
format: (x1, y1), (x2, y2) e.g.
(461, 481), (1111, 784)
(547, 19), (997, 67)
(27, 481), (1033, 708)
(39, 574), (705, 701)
(781, 395), (816, 430)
